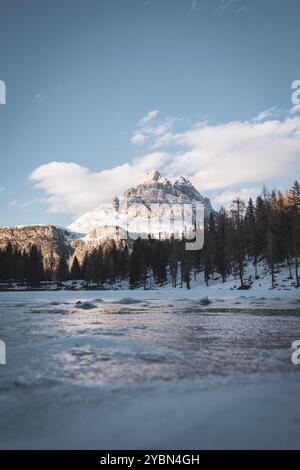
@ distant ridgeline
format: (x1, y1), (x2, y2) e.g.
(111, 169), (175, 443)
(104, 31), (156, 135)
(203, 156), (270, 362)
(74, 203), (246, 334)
(0, 173), (299, 289)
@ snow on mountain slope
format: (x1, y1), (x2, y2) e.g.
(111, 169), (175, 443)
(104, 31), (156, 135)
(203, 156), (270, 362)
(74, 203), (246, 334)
(68, 169), (213, 238)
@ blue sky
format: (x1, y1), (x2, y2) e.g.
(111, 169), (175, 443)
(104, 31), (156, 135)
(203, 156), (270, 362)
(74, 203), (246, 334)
(0, 0), (300, 227)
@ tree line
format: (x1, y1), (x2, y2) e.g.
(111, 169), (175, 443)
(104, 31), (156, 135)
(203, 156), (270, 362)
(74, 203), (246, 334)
(0, 244), (44, 287)
(0, 181), (299, 289)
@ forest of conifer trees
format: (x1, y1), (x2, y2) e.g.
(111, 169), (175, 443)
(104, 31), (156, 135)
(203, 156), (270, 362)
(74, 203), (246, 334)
(0, 181), (299, 289)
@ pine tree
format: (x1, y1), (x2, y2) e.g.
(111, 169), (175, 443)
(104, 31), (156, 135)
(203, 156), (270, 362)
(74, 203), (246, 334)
(289, 181), (300, 286)
(216, 208), (230, 282)
(84, 250), (98, 284)
(56, 255), (68, 283)
(265, 194), (277, 288)
(70, 256), (81, 280)
(118, 245), (129, 281)
(169, 238), (179, 287)
(230, 198), (246, 288)
(26, 245), (44, 287)
(129, 238), (147, 288)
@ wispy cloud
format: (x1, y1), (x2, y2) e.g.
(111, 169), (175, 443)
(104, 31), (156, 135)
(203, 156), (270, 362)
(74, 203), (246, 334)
(214, 0), (248, 15)
(35, 92), (44, 102)
(251, 107), (279, 123)
(131, 111), (174, 146)
(18, 198), (46, 209)
(191, 0), (198, 11)
(138, 110), (159, 127)
(8, 198), (47, 210)
(131, 110), (160, 145)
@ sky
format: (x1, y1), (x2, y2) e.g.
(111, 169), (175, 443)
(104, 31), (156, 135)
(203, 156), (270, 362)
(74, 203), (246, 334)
(0, 0), (300, 227)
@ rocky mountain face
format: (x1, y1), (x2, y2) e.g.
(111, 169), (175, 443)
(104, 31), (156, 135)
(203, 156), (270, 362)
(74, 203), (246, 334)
(0, 225), (73, 271)
(124, 170), (211, 207)
(0, 170), (213, 268)
(69, 169), (213, 235)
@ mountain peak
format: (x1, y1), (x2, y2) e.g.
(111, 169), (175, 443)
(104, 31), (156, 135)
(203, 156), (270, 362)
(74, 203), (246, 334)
(174, 176), (190, 185)
(142, 169), (161, 182)
(69, 169), (213, 234)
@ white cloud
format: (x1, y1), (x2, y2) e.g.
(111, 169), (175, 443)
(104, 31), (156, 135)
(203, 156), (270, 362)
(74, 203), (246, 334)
(159, 114), (300, 191)
(131, 132), (147, 145)
(137, 110), (159, 127)
(146, 124), (168, 136)
(0, 186), (5, 192)
(30, 153), (170, 216)
(30, 108), (300, 218)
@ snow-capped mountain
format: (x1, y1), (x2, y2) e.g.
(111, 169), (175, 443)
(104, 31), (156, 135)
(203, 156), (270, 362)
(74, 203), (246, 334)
(0, 170), (213, 269)
(68, 169), (213, 238)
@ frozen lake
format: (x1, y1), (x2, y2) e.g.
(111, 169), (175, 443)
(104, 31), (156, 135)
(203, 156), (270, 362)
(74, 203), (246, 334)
(0, 290), (300, 449)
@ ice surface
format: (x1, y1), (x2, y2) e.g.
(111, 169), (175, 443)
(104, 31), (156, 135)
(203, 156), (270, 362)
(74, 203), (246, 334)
(0, 291), (300, 449)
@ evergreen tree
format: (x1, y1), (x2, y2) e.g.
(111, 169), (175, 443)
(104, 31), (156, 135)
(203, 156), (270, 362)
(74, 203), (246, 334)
(129, 238), (147, 288)
(70, 256), (81, 280)
(169, 238), (179, 287)
(230, 198), (246, 287)
(56, 255), (68, 283)
(84, 250), (98, 284)
(26, 245), (44, 287)
(216, 208), (230, 282)
(289, 181), (300, 286)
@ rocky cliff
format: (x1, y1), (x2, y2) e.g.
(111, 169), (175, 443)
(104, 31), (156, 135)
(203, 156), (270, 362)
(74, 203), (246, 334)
(0, 225), (73, 270)
(68, 169), (213, 235)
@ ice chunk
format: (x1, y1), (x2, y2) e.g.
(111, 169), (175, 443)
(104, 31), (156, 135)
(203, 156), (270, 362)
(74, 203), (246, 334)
(116, 297), (143, 305)
(75, 301), (97, 310)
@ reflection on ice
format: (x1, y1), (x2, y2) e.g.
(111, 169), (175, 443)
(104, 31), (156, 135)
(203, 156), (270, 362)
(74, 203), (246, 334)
(1, 295), (300, 391)
(1, 292), (300, 449)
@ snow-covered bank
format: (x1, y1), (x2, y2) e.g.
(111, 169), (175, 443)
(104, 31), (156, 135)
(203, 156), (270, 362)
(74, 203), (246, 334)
(1, 258), (299, 293)
(0, 286), (299, 310)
